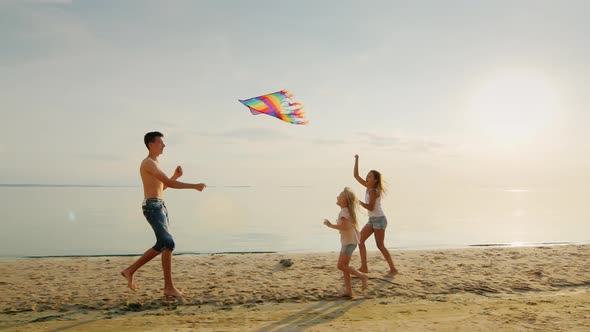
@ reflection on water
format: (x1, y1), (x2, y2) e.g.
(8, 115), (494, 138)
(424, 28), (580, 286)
(0, 186), (589, 257)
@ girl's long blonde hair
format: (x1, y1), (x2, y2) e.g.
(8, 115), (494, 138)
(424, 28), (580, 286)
(342, 187), (359, 229)
(369, 170), (386, 196)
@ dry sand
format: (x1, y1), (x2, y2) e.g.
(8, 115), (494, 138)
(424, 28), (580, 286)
(1, 244), (589, 331)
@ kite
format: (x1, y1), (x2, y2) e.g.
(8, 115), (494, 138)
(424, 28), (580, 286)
(239, 90), (307, 125)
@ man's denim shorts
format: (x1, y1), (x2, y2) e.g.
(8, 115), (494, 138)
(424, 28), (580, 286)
(142, 198), (175, 251)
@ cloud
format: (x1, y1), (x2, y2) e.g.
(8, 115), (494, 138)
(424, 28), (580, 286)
(1, 1), (104, 66)
(195, 127), (294, 142)
(26, 0), (73, 4)
(361, 132), (401, 147)
(150, 121), (180, 130)
(406, 139), (447, 154)
(354, 131), (451, 155)
(310, 138), (351, 145)
(75, 153), (123, 162)
(304, 130), (449, 155)
(194, 126), (452, 156)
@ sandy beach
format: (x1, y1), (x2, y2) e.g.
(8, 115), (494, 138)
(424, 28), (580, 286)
(1, 244), (589, 331)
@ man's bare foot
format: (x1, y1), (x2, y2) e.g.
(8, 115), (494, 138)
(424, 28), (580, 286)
(384, 268), (399, 278)
(361, 275), (369, 291)
(358, 267), (368, 273)
(164, 287), (184, 298)
(121, 270), (137, 291)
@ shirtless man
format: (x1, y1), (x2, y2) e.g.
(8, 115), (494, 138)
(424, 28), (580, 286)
(121, 131), (206, 297)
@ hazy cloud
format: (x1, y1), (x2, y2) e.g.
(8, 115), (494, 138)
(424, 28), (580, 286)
(310, 138), (351, 145)
(30, 0), (73, 4)
(151, 121), (179, 129)
(75, 153), (123, 162)
(195, 127), (294, 142)
(354, 132), (449, 155)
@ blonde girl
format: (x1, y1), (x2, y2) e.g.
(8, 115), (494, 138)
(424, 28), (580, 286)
(324, 187), (369, 297)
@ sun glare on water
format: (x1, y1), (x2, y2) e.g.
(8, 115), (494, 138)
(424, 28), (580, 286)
(468, 70), (560, 146)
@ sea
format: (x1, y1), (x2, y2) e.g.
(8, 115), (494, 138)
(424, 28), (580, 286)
(1, 185), (589, 258)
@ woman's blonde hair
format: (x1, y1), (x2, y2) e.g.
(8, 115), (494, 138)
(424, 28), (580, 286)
(342, 187), (359, 229)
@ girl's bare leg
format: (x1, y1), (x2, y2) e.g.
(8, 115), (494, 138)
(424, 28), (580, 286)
(374, 229), (398, 276)
(338, 253), (353, 297)
(358, 224), (374, 273)
(346, 266), (369, 291)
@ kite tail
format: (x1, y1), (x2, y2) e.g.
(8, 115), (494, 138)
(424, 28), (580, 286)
(280, 90), (294, 98)
(281, 104), (304, 113)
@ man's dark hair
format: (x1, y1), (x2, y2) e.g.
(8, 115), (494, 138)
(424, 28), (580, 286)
(144, 131), (163, 149)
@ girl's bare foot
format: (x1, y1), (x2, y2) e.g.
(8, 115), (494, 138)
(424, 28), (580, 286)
(384, 268), (399, 278)
(338, 287), (353, 298)
(339, 292), (353, 298)
(361, 275), (369, 291)
(121, 270), (137, 291)
(164, 287), (184, 298)
(358, 267), (368, 273)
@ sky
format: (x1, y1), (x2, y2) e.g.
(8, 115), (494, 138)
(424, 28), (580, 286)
(1, 0), (589, 191)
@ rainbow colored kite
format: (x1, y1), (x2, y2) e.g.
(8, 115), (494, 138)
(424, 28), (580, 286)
(239, 90), (307, 125)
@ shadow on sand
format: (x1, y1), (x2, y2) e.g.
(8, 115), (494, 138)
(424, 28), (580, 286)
(255, 277), (395, 331)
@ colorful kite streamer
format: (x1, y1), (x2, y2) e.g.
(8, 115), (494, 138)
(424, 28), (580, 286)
(239, 90), (307, 125)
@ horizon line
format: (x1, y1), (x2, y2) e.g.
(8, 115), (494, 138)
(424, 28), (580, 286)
(0, 184), (139, 188)
(0, 184), (313, 188)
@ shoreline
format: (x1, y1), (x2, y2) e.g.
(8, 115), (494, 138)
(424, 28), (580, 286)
(1, 241), (585, 261)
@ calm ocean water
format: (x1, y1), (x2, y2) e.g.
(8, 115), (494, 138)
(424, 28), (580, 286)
(1, 185), (589, 258)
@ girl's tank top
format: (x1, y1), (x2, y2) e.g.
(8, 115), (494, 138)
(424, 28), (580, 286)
(365, 189), (385, 217)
